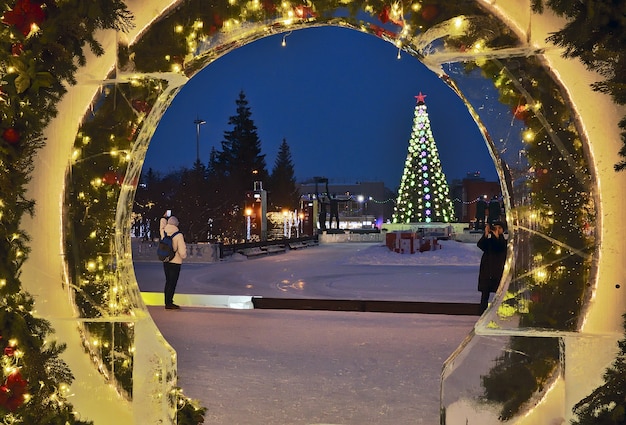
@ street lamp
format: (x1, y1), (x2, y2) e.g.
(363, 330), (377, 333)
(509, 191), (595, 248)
(245, 208), (252, 241)
(194, 117), (206, 163)
(282, 209), (289, 238)
(298, 212), (304, 238)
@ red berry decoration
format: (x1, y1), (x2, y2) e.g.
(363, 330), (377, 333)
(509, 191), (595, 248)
(421, 4), (440, 22)
(131, 99), (150, 113)
(0, 371), (27, 411)
(2, 128), (20, 144)
(378, 5), (390, 23)
(11, 42), (23, 56)
(1, 0), (46, 36)
(103, 170), (122, 185)
(262, 0), (276, 13)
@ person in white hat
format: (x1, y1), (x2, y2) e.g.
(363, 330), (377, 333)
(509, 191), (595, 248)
(160, 215), (187, 309)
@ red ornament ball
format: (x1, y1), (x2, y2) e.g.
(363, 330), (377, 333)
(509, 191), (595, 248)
(0, 371), (27, 412)
(103, 171), (122, 185)
(131, 99), (150, 113)
(513, 104), (530, 120)
(2, 128), (20, 144)
(1, 0), (46, 36)
(378, 5), (390, 23)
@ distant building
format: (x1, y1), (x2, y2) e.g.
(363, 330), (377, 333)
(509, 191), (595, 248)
(297, 181), (395, 228)
(450, 172), (500, 223)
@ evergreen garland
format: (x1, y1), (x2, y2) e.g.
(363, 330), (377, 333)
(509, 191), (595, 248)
(0, 0), (133, 422)
(532, 0), (626, 171)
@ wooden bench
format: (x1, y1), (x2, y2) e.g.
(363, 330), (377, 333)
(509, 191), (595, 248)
(262, 244), (286, 254)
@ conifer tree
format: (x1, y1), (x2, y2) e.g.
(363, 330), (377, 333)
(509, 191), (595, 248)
(571, 314), (626, 425)
(213, 90), (268, 239)
(531, 0), (626, 171)
(219, 90), (268, 190)
(268, 138), (300, 210)
(392, 93), (455, 223)
(175, 162), (210, 242)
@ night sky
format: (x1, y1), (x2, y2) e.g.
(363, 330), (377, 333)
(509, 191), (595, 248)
(144, 26), (497, 190)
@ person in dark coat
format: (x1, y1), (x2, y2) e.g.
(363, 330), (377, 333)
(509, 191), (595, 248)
(475, 196), (487, 230)
(477, 220), (507, 313)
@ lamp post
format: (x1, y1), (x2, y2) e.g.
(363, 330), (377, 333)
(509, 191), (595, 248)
(245, 208), (252, 241)
(282, 209), (289, 238)
(194, 117), (206, 163)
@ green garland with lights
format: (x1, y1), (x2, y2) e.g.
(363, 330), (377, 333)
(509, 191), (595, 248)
(0, 0), (205, 423)
(0, 0), (134, 422)
(462, 55), (594, 420)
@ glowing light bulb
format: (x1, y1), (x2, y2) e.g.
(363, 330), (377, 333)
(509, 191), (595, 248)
(523, 129), (535, 142)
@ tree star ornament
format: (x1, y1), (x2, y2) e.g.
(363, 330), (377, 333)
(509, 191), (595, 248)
(415, 92), (427, 104)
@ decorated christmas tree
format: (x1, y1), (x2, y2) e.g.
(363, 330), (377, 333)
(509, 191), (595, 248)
(392, 93), (455, 223)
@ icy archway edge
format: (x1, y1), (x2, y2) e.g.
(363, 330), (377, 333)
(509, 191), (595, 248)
(473, 1), (626, 335)
(20, 1), (182, 423)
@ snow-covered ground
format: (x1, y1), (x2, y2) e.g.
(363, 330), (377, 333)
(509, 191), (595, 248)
(142, 241), (482, 424)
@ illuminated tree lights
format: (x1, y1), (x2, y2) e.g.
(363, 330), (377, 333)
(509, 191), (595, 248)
(392, 93), (455, 224)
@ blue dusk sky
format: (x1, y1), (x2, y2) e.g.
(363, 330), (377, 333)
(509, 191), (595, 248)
(144, 26), (497, 190)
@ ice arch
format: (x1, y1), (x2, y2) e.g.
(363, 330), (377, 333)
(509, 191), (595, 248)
(19, 0), (626, 423)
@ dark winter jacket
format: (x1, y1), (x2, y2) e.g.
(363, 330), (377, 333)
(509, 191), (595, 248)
(477, 233), (507, 293)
